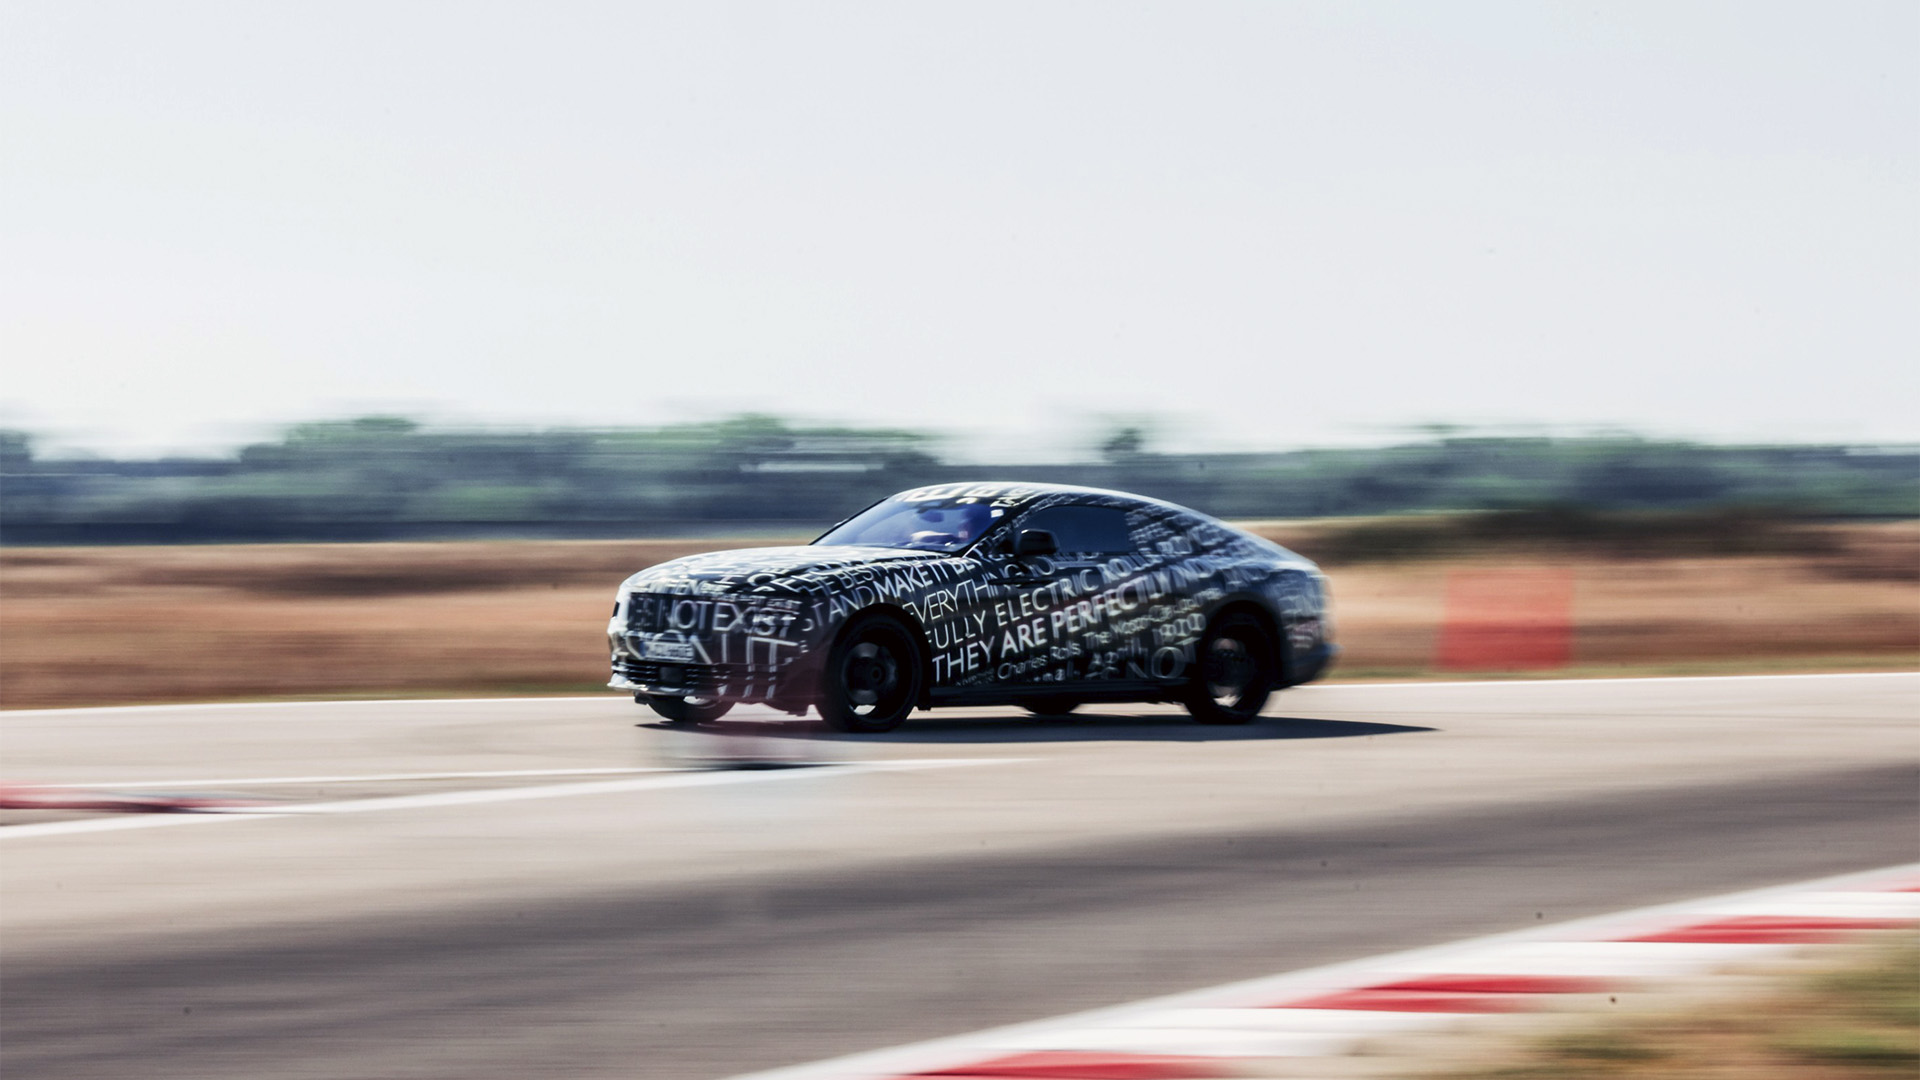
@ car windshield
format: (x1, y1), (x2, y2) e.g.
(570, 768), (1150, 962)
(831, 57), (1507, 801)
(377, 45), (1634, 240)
(814, 496), (1004, 553)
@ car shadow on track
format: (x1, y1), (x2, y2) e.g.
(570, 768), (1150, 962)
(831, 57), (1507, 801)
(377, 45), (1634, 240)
(639, 714), (1434, 744)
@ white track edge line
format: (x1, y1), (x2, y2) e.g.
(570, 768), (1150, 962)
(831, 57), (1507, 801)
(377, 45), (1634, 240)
(721, 860), (1920, 1080)
(6, 671), (1913, 718)
(43, 766), (679, 788)
(0, 758), (1024, 840)
(18, 757), (1021, 792)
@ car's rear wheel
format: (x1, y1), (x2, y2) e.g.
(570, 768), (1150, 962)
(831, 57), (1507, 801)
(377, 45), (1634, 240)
(1019, 699), (1080, 717)
(818, 613), (922, 733)
(1182, 612), (1275, 725)
(644, 694), (733, 724)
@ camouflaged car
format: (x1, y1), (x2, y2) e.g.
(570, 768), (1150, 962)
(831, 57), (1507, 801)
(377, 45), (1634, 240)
(608, 482), (1334, 732)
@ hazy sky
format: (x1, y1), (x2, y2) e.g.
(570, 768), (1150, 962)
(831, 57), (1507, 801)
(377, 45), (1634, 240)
(3, 1), (1914, 459)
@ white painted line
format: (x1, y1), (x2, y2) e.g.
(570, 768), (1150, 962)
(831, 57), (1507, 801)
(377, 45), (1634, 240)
(1138, 1007), (1470, 1034)
(722, 860), (1920, 1080)
(54, 766), (678, 789)
(0, 758), (1025, 841)
(1697, 892), (1920, 919)
(248, 758), (1009, 816)
(0, 814), (241, 839)
(986, 1025), (1358, 1057)
(1386, 940), (1786, 978)
(6, 670), (1913, 718)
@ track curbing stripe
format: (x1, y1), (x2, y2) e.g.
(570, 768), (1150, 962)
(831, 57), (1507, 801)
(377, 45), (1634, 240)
(724, 862), (1920, 1080)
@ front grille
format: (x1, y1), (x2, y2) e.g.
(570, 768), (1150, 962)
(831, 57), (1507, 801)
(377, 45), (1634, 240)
(614, 659), (737, 693)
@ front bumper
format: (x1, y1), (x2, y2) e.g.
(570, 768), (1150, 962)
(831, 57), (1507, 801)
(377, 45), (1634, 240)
(1289, 641), (1338, 686)
(609, 658), (738, 698)
(609, 646), (826, 711)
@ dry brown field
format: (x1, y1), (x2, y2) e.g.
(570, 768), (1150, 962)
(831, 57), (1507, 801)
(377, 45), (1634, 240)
(2, 522), (1914, 710)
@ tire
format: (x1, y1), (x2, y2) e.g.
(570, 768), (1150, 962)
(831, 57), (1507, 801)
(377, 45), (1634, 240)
(1182, 612), (1275, 725)
(1019, 699), (1080, 717)
(818, 613), (923, 733)
(644, 694), (733, 724)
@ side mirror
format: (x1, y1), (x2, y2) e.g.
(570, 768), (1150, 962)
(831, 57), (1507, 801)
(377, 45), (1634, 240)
(1015, 529), (1058, 558)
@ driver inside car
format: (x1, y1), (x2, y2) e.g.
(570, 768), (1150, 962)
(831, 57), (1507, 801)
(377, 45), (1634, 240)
(907, 502), (992, 548)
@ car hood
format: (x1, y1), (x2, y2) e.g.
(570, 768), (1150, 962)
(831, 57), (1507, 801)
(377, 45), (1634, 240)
(620, 545), (948, 594)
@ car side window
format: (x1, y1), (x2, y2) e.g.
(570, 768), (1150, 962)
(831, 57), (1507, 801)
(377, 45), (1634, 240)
(1015, 504), (1137, 554)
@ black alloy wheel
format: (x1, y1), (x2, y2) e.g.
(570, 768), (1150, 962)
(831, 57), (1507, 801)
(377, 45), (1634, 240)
(644, 694), (734, 724)
(819, 614), (923, 733)
(1182, 612), (1275, 725)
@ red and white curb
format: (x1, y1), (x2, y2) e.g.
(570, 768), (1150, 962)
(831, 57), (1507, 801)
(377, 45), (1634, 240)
(726, 862), (1920, 1079)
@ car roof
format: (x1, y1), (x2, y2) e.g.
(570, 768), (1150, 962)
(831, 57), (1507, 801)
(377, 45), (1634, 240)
(890, 481), (1201, 518)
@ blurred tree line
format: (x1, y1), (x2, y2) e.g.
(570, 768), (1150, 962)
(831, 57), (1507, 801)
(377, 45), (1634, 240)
(0, 416), (1913, 544)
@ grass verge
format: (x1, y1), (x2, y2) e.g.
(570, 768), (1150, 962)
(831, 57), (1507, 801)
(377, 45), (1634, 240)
(1427, 936), (1919, 1079)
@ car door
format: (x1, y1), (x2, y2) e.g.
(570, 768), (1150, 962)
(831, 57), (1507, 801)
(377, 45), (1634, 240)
(986, 502), (1145, 687)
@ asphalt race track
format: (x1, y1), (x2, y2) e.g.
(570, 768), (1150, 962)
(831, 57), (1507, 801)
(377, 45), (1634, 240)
(3, 674), (1916, 1079)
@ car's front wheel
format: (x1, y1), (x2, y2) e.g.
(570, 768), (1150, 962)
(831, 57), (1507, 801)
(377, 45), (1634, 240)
(643, 694), (733, 724)
(818, 613), (923, 733)
(1182, 612), (1275, 725)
